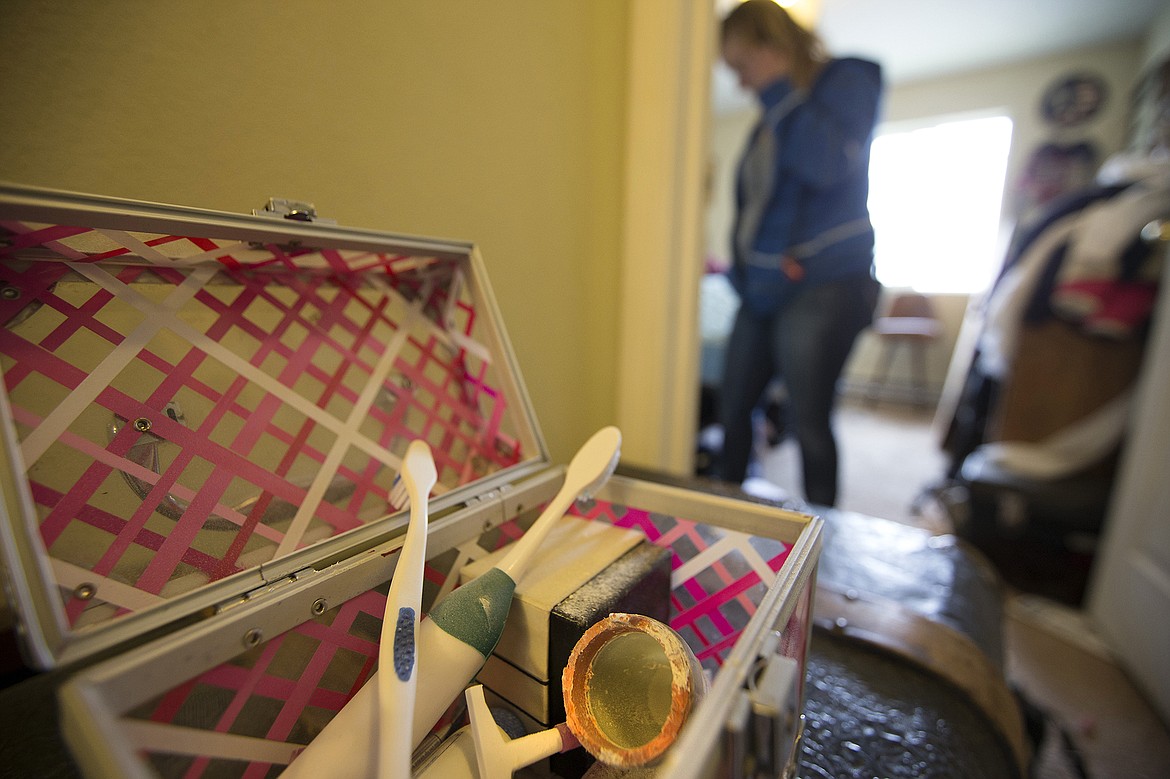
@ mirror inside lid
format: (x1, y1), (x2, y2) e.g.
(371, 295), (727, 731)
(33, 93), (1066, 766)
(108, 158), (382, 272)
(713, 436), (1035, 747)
(0, 184), (545, 667)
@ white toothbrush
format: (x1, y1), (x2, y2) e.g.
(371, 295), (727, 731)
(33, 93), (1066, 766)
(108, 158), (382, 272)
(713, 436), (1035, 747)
(497, 426), (622, 582)
(279, 427), (621, 777)
(465, 685), (579, 779)
(378, 439), (437, 779)
(407, 426), (621, 747)
(411, 428), (627, 743)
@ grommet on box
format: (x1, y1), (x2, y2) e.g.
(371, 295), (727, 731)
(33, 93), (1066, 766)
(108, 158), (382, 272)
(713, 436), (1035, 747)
(562, 612), (707, 768)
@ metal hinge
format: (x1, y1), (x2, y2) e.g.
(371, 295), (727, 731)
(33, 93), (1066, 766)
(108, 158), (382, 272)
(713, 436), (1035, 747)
(463, 482), (514, 509)
(253, 198), (337, 225)
(462, 483), (518, 535)
(215, 565), (316, 615)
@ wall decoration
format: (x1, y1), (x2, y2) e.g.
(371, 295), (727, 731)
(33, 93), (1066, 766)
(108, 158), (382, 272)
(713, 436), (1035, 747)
(1040, 71), (1109, 128)
(1014, 139), (1101, 220)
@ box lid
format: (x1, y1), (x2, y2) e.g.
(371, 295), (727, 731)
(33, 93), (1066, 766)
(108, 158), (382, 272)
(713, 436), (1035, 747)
(0, 183), (548, 669)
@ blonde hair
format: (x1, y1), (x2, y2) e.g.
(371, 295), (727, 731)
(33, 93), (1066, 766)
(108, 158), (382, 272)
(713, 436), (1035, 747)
(721, 0), (827, 90)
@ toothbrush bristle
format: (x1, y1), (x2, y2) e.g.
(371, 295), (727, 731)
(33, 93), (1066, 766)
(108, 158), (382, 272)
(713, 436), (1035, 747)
(577, 449), (621, 502)
(389, 474), (410, 510)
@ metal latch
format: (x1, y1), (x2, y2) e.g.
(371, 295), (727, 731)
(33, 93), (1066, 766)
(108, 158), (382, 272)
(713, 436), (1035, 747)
(253, 198), (337, 225)
(725, 651), (802, 778)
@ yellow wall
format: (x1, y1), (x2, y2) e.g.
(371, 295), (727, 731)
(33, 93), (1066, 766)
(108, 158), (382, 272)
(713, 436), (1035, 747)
(0, 1), (628, 464)
(885, 38), (1146, 218)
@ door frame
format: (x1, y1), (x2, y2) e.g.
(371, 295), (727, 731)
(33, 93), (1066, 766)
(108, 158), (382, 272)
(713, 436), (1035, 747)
(616, 0), (713, 475)
(1087, 247), (1170, 725)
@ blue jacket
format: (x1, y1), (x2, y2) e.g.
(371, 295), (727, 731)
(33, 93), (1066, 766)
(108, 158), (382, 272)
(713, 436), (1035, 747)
(731, 57), (883, 316)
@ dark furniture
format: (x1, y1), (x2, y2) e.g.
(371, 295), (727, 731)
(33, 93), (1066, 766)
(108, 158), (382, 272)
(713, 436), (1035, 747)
(0, 482), (1027, 778)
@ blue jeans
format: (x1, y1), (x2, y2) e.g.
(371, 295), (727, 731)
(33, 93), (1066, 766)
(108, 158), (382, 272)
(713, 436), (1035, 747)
(717, 272), (879, 506)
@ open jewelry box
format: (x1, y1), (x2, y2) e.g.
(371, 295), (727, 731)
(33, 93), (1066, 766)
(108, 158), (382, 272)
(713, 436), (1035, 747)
(0, 183), (821, 778)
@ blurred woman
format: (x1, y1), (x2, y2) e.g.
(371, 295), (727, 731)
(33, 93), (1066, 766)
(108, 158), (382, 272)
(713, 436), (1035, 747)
(717, 0), (883, 506)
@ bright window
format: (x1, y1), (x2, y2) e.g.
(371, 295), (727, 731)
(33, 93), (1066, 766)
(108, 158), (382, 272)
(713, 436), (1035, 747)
(868, 115), (1014, 293)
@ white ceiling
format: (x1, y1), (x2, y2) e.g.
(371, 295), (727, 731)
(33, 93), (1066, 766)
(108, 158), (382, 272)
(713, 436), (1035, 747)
(713, 0), (1166, 114)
